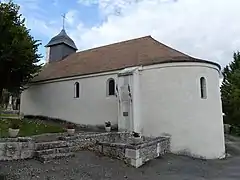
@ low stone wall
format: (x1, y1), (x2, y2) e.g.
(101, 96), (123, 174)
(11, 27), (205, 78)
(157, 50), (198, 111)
(0, 132), (171, 166)
(59, 132), (132, 151)
(0, 137), (34, 161)
(59, 132), (171, 168)
(54, 132), (171, 168)
(97, 136), (170, 168)
(60, 132), (170, 167)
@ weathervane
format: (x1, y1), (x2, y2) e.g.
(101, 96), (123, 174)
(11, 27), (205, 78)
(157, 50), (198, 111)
(61, 13), (66, 29)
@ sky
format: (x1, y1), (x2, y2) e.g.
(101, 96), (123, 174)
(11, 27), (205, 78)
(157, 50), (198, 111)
(2, 0), (240, 68)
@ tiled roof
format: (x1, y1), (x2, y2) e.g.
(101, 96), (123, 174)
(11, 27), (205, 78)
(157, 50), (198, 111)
(33, 36), (220, 82)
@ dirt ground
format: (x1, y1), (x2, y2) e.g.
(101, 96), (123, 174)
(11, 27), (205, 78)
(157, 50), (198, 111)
(0, 135), (240, 180)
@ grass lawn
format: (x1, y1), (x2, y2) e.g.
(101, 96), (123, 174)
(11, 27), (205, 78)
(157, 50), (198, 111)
(0, 113), (19, 117)
(0, 118), (65, 138)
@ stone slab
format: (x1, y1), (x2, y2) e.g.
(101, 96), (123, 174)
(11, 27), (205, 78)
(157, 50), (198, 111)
(125, 149), (140, 159)
(131, 158), (143, 168)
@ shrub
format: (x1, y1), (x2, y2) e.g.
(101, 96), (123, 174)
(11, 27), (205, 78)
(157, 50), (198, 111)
(132, 131), (140, 138)
(105, 121), (111, 127)
(9, 120), (20, 129)
(230, 125), (240, 136)
(66, 123), (75, 129)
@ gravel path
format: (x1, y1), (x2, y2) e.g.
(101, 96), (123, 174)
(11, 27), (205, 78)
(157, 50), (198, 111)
(0, 151), (240, 180)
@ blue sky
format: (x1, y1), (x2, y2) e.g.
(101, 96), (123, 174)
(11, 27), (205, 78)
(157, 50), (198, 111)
(2, 0), (240, 67)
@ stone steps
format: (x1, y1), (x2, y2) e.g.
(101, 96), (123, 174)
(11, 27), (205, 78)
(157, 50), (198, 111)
(36, 152), (75, 163)
(35, 141), (69, 150)
(35, 146), (79, 156)
(34, 141), (78, 163)
(58, 132), (102, 141)
(58, 136), (79, 141)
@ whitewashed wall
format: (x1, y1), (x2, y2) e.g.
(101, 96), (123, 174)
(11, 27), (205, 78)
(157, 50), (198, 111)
(21, 61), (225, 159)
(21, 73), (118, 126)
(140, 62), (225, 159)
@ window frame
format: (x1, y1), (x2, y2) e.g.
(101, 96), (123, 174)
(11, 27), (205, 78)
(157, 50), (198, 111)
(74, 82), (80, 98)
(107, 78), (115, 96)
(200, 77), (207, 99)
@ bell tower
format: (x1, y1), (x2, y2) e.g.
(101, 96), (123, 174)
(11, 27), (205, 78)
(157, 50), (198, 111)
(45, 15), (77, 63)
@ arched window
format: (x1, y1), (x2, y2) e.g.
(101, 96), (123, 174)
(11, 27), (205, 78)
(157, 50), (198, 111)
(200, 77), (207, 99)
(74, 82), (80, 98)
(107, 78), (115, 96)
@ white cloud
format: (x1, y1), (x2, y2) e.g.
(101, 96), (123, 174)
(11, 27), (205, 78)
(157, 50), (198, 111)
(17, 0), (240, 68)
(16, 0), (41, 11)
(25, 18), (59, 37)
(1, 0), (9, 3)
(65, 10), (78, 26)
(78, 0), (181, 16)
(78, 0), (98, 6)
(71, 0), (240, 68)
(10, 0), (61, 38)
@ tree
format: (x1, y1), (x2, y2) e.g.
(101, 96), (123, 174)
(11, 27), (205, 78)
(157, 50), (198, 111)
(221, 52), (240, 126)
(0, 1), (42, 105)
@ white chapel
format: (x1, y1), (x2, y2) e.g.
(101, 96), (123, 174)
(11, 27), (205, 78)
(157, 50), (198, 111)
(20, 28), (225, 159)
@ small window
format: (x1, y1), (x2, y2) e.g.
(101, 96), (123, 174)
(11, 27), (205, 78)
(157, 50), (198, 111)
(107, 78), (115, 96)
(200, 77), (207, 99)
(74, 82), (80, 98)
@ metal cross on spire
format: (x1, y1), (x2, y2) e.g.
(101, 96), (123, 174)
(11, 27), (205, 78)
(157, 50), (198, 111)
(61, 13), (66, 30)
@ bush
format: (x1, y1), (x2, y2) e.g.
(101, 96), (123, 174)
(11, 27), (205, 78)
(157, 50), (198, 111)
(132, 131), (140, 138)
(66, 123), (75, 129)
(230, 126), (240, 136)
(221, 52), (240, 126)
(9, 120), (20, 129)
(105, 121), (111, 127)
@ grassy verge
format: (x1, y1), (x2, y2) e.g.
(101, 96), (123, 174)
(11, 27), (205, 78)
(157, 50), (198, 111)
(0, 113), (19, 117)
(0, 119), (65, 138)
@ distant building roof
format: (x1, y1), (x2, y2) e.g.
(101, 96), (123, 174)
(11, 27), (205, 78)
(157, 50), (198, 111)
(45, 29), (77, 50)
(33, 36), (220, 82)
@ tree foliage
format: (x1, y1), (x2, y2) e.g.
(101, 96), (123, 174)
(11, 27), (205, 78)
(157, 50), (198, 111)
(0, 1), (42, 102)
(221, 52), (240, 126)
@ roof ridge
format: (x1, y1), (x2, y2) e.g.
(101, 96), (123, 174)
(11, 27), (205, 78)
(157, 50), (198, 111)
(149, 36), (192, 58)
(76, 35), (152, 54)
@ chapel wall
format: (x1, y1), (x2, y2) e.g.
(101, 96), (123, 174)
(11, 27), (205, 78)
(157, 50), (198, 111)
(140, 62), (225, 159)
(20, 73), (119, 127)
